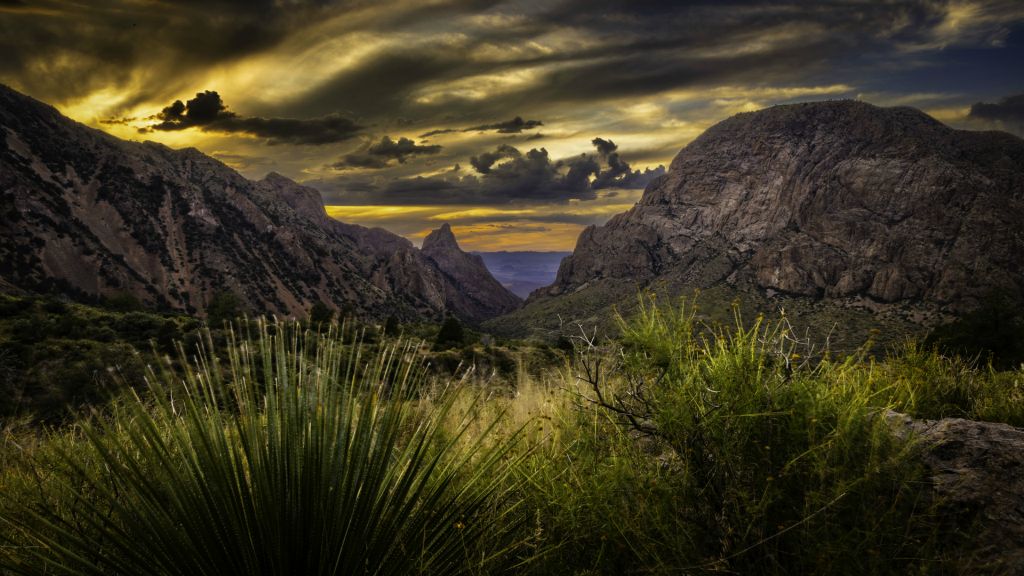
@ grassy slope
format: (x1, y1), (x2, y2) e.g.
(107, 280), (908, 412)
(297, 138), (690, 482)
(1, 299), (1021, 574)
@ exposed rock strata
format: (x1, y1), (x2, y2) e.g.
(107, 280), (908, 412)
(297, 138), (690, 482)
(0, 85), (515, 323)
(890, 413), (1024, 575)
(421, 223), (521, 321)
(543, 101), (1024, 308)
(491, 101), (1024, 339)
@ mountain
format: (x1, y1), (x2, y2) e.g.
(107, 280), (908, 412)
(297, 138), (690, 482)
(0, 85), (515, 323)
(473, 251), (571, 298)
(486, 101), (1024, 344)
(420, 223), (521, 319)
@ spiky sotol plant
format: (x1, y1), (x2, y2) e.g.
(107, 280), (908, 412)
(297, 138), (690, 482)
(1, 319), (525, 576)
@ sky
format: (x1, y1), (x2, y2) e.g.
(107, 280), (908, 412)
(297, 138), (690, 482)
(2, 0), (1023, 251)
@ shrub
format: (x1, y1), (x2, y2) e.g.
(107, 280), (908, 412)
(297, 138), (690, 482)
(521, 296), (940, 575)
(1, 320), (525, 575)
(926, 293), (1024, 370)
(434, 316), (465, 350)
(206, 291), (243, 328)
(308, 301), (334, 327)
(881, 342), (1024, 426)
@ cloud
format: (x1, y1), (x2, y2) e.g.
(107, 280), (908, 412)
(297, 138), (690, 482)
(333, 136), (443, 169)
(465, 116), (543, 133)
(420, 116), (543, 138)
(142, 90), (362, 145)
(313, 137), (665, 205)
(148, 90), (230, 129)
(0, 0), (330, 110)
(588, 137), (667, 189)
(968, 93), (1024, 135)
(469, 144), (520, 173)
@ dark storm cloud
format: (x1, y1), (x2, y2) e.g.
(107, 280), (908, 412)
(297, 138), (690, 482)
(420, 116), (543, 138)
(968, 94), (1024, 135)
(465, 116), (543, 133)
(333, 136), (443, 169)
(0, 0), (337, 109)
(143, 91), (362, 145)
(6, 0), (1022, 133)
(469, 144), (520, 173)
(313, 138), (664, 205)
(270, 0), (1024, 127)
(589, 137), (666, 189)
(591, 137), (618, 157)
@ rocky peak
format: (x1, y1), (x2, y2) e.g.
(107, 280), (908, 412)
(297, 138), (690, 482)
(554, 100), (1024, 306)
(0, 85), (521, 324)
(421, 223), (521, 319)
(490, 100), (1024, 341)
(257, 172), (328, 225)
(421, 222), (459, 252)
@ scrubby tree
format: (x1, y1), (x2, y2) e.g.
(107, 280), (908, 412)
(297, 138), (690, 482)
(309, 301), (334, 327)
(434, 316), (464, 350)
(206, 291), (242, 328)
(927, 292), (1024, 369)
(383, 314), (401, 337)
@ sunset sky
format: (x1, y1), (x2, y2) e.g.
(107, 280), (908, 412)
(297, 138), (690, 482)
(2, 0), (1023, 250)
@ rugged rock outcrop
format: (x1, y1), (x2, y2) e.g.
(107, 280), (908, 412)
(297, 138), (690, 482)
(548, 101), (1024, 306)
(890, 413), (1024, 574)
(0, 85), (513, 323)
(421, 223), (521, 321)
(490, 101), (1024, 339)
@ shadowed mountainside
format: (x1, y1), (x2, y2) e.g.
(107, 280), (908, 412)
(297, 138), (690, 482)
(0, 85), (516, 323)
(487, 100), (1024, 343)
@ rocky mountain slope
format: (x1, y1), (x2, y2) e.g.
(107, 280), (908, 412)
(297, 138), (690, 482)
(487, 101), (1024, 341)
(0, 85), (516, 323)
(420, 223), (521, 319)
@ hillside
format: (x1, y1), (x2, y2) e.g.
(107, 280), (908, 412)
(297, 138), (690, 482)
(0, 85), (516, 323)
(486, 101), (1024, 344)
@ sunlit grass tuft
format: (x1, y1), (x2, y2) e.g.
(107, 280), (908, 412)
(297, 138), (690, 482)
(1, 319), (525, 576)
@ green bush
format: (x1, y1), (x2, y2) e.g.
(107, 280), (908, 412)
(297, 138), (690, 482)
(308, 301), (334, 327)
(518, 297), (940, 575)
(881, 342), (1024, 426)
(1, 320), (526, 575)
(926, 293), (1024, 370)
(206, 291), (243, 328)
(434, 316), (465, 350)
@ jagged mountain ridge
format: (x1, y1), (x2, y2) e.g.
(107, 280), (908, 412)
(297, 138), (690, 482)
(421, 223), (522, 319)
(488, 100), (1024, 340)
(0, 85), (516, 323)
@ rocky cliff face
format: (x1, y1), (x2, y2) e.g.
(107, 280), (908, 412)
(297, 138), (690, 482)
(490, 101), (1024, 339)
(0, 85), (514, 323)
(421, 223), (521, 320)
(890, 413), (1024, 574)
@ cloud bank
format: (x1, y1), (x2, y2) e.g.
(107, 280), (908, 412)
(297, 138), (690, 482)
(144, 90), (362, 145)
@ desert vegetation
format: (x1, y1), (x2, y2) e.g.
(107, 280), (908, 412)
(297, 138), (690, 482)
(1, 295), (1022, 574)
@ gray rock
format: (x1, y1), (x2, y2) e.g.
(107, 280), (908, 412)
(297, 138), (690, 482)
(0, 85), (514, 323)
(890, 413), (1024, 574)
(500, 100), (1024, 340)
(421, 223), (521, 323)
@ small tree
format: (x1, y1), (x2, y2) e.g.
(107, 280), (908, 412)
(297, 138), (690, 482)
(433, 316), (464, 350)
(206, 291), (242, 328)
(383, 314), (401, 337)
(309, 301), (334, 327)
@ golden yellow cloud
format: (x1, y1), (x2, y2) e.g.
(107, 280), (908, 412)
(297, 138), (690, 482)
(324, 197), (640, 252)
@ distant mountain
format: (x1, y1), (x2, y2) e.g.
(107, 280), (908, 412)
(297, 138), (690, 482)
(487, 101), (1024, 344)
(0, 85), (515, 324)
(474, 251), (571, 299)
